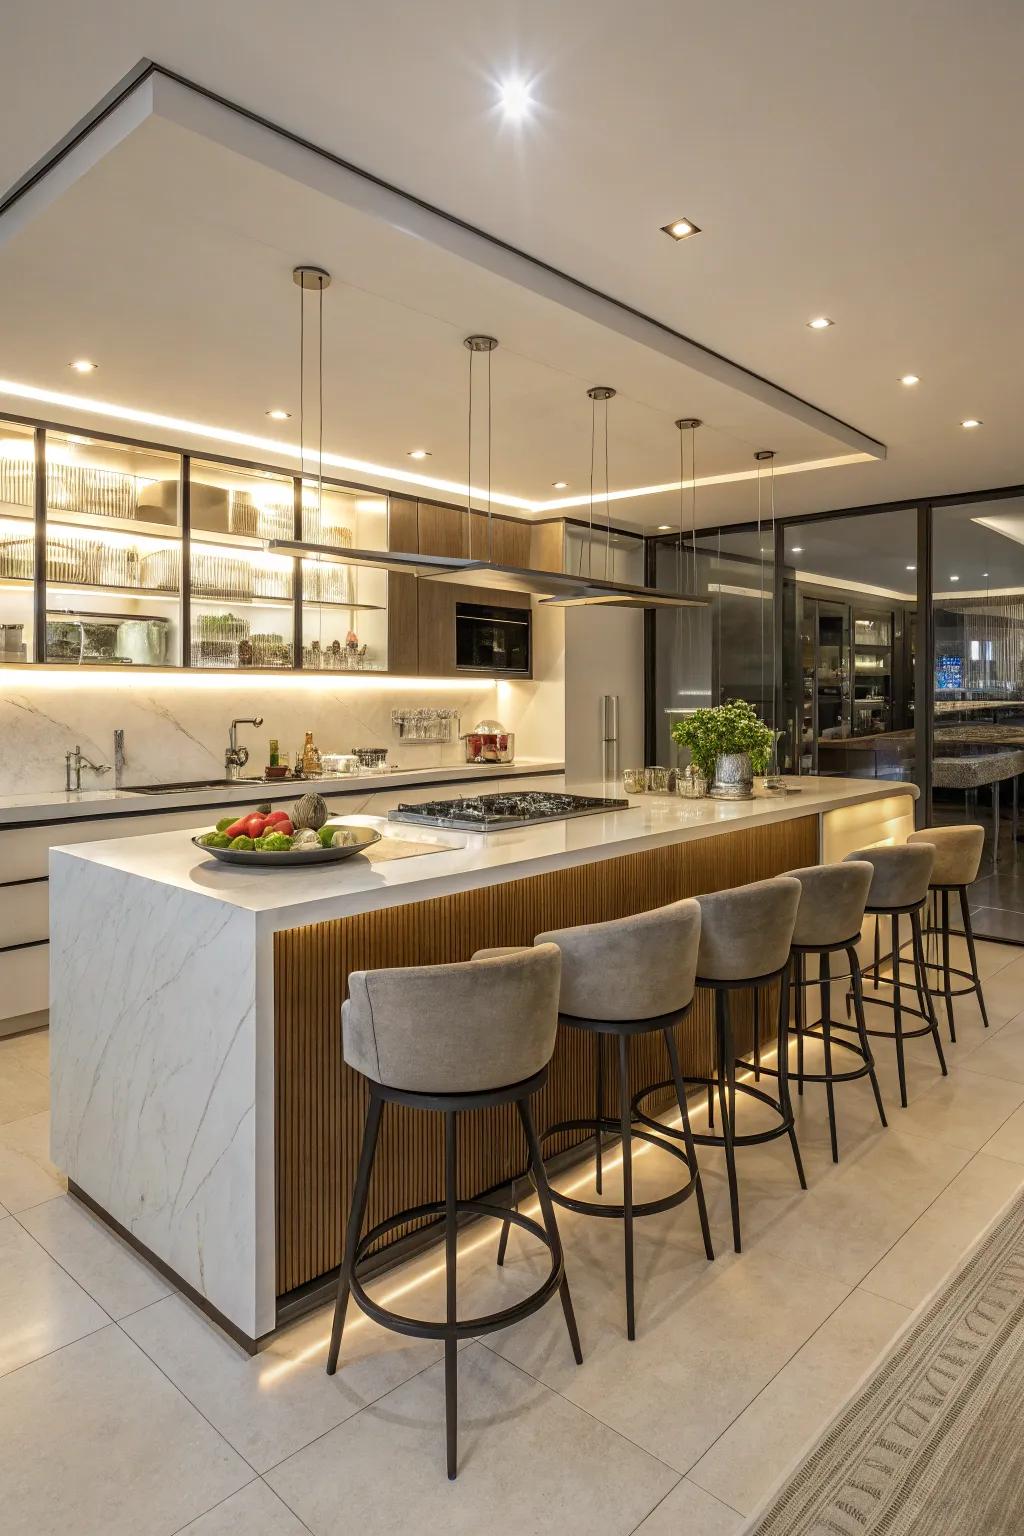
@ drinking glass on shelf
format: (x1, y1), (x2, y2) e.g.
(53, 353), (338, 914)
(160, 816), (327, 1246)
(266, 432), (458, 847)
(622, 768), (645, 794)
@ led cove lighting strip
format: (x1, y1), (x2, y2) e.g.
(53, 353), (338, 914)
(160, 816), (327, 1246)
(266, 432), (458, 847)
(0, 380), (873, 516)
(6, 670), (496, 691)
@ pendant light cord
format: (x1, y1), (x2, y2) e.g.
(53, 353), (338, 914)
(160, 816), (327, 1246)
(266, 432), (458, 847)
(586, 396), (595, 579)
(317, 275), (324, 521)
(758, 458), (765, 726)
(604, 397), (611, 581)
(770, 455), (778, 773)
(466, 344), (473, 559)
(298, 280), (305, 505)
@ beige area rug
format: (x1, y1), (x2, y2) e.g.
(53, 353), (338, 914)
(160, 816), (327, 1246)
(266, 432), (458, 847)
(747, 1190), (1024, 1534)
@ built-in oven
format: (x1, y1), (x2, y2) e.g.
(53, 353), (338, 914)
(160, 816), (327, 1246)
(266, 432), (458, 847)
(455, 601), (531, 675)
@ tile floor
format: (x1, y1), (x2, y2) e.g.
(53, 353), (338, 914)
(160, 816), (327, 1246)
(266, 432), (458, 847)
(4, 938), (1024, 1534)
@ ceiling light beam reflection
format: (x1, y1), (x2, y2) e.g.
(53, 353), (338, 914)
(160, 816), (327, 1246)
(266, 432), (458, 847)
(541, 452), (876, 512)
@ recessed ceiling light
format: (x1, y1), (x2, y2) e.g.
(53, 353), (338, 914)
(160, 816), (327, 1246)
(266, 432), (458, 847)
(69, 359), (98, 373)
(906, 564), (916, 571)
(791, 546), (803, 554)
(657, 525), (673, 531)
(407, 449), (431, 459)
(961, 418), (982, 429)
(266, 409), (291, 421)
(498, 77), (534, 119)
(950, 575), (960, 581)
(552, 480), (568, 489)
(807, 316), (834, 330)
(899, 374), (920, 386)
(661, 217), (702, 242)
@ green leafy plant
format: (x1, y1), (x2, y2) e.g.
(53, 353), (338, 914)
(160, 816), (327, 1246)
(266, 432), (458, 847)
(670, 699), (774, 781)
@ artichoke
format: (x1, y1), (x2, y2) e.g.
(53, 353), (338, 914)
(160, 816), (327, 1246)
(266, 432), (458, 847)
(293, 791), (329, 830)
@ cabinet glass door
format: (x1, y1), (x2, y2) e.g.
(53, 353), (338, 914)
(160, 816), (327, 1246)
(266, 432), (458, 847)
(300, 485), (388, 671)
(0, 421), (38, 662)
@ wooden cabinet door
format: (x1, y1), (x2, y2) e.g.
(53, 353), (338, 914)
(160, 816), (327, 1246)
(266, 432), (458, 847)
(387, 497), (419, 674)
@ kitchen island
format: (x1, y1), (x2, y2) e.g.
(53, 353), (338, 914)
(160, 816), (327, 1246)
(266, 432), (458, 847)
(49, 776), (915, 1348)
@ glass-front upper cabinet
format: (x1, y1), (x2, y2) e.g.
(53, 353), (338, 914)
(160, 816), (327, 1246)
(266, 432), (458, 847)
(300, 484), (388, 671)
(0, 421), (37, 662)
(852, 606), (894, 735)
(188, 461), (295, 669)
(42, 433), (182, 667)
(816, 600), (849, 740)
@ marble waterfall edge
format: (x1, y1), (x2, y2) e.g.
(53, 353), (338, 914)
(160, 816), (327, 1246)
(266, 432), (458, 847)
(49, 853), (265, 1335)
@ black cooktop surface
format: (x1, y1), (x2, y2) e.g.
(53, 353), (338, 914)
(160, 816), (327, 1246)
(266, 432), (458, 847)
(388, 790), (631, 830)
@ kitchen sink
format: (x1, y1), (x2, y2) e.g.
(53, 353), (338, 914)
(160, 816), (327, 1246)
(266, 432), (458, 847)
(131, 779), (268, 795)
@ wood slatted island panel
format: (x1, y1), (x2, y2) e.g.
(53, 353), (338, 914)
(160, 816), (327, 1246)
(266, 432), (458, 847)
(48, 777), (916, 1348)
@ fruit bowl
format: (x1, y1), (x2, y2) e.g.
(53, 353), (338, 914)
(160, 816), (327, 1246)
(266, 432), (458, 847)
(192, 825), (381, 868)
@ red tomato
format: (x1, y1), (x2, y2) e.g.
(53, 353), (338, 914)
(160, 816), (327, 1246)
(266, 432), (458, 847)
(265, 810), (291, 825)
(224, 817), (249, 840)
(244, 813), (268, 838)
(271, 818), (294, 836)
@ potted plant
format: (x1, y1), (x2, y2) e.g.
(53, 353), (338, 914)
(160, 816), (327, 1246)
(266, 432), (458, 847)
(670, 700), (774, 799)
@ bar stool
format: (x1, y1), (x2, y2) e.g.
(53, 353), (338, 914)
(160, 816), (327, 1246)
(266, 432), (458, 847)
(907, 825), (989, 1042)
(493, 900), (712, 1341)
(842, 843), (947, 1108)
(325, 946), (582, 1480)
(780, 861), (887, 1162)
(635, 876), (805, 1254)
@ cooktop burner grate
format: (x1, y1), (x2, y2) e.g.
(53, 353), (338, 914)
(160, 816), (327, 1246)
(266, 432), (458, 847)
(388, 790), (631, 830)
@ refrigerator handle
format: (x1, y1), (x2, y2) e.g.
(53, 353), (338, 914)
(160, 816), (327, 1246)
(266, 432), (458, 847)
(601, 694), (619, 782)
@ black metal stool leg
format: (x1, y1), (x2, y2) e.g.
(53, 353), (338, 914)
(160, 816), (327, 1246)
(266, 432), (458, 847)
(848, 945), (887, 1130)
(664, 1025), (714, 1261)
(618, 1033), (636, 1340)
(445, 1109), (459, 1480)
(516, 1098), (583, 1364)
(708, 1081), (715, 1129)
(594, 1034), (605, 1195)
(941, 889), (956, 1043)
(891, 913), (908, 1108)
(912, 909), (948, 1077)
(795, 952), (805, 1096)
(777, 966), (806, 1190)
(327, 1094), (384, 1375)
(717, 990), (742, 1253)
(753, 987), (761, 1081)
(873, 916), (881, 991)
(820, 951), (838, 1164)
(960, 888), (990, 1029)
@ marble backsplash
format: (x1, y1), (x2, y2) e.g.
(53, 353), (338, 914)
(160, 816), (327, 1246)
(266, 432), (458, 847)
(0, 674), (549, 793)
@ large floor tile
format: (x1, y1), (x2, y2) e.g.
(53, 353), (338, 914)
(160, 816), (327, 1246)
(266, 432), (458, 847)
(982, 1101), (1024, 1164)
(633, 1478), (744, 1535)
(123, 1290), (443, 1473)
(894, 1067), (1024, 1152)
(174, 1479), (309, 1535)
(19, 1193), (172, 1320)
(0, 1325), (250, 1536)
(0, 1045), (50, 1125)
(487, 1230), (849, 1474)
(956, 1016), (1024, 1083)
(755, 1128), (972, 1286)
(688, 1288), (910, 1516)
(0, 1110), (65, 1212)
(1, 1027), (49, 1077)
(266, 1341), (677, 1535)
(860, 1151), (1024, 1310)
(0, 1215), (108, 1375)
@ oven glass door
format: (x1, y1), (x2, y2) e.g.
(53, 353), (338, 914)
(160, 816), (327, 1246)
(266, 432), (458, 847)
(455, 603), (530, 673)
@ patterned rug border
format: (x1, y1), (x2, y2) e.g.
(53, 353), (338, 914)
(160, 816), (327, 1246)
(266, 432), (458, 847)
(742, 1180), (1024, 1535)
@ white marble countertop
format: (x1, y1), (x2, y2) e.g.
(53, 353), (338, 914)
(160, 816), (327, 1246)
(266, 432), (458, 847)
(0, 758), (563, 827)
(51, 775), (917, 928)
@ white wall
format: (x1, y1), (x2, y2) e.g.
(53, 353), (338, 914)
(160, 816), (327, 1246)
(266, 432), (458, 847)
(0, 672), (548, 794)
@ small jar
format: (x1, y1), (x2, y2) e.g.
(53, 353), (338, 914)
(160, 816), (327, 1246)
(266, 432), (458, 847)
(622, 768), (645, 794)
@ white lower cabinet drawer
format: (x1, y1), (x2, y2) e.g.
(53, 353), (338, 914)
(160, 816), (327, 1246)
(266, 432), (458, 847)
(0, 880), (49, 948)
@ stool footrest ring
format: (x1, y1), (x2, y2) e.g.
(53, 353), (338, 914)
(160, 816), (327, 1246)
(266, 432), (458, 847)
(536, 1116), (699, 1219)
(632, 1076), (795, 1150)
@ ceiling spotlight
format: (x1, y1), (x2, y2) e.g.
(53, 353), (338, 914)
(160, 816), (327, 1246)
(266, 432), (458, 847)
(899, 374), (920, 386)
(807, 316), (834, 330)
(552, 480), (568, 489)
(906, 564), (916, 571)
(266, 409), (291, 421)
(661, 217), (702, 242)
(498, 77), (534, 120)
(961, 418), (982, 429)
(950, 575), (960, 582)
(69, 359), (98, 373)
(791, 546), (803, 554)
(657, 525), (673, 531)
(407, 449), (432, 459)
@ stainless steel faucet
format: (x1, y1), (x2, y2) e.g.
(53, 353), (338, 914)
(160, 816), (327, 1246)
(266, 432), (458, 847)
(225, 717), (264, 781)
(113, 729), (126, 790)
(65, 744), (111, 793)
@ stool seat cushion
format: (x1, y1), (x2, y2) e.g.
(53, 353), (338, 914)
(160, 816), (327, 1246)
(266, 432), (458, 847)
(843, 843), (934, 911)
(342, 944), (561, 1093)
(908, 824), (985, 887)
(695, 876), (801, 982)
(535, 898), (701, 1020)
(786, 861), (872, 948)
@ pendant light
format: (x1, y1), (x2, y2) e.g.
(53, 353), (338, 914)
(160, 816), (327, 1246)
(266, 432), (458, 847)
(268, 267), (470, 580)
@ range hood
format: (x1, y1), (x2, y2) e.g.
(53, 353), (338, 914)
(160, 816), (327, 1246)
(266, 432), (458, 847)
(418, 561), (708, 609)
(266, 537), (471, 579)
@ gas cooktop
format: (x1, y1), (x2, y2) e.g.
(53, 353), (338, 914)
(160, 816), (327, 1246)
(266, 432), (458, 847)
(388, 790), (631, 831)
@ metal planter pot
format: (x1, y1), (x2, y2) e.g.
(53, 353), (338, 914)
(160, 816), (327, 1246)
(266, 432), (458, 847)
(710, 751), (754, 800)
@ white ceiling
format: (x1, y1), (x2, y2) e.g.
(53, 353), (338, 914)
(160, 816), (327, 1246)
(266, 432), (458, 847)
(2, 0), (1022, 528)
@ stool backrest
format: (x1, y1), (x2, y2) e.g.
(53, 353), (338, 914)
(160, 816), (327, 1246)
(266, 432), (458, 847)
(343, 943), (562, 1094)
(843, 843), (934, 911)
(695, 876), (802, 982)
(908, 825), (984, 887)
(786, 861), (873, 949)
(535, 898), (701, 1021)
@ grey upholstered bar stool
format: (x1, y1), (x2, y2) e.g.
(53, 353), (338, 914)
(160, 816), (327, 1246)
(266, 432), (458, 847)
(779, 861), (887, 1162)
(325, 946), (582, 1480)
(636, 877), (804, 1255)
(907, 825), (989, 1042)
(492, 901), (712, 1341)
(842, 843), (947, 1108)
